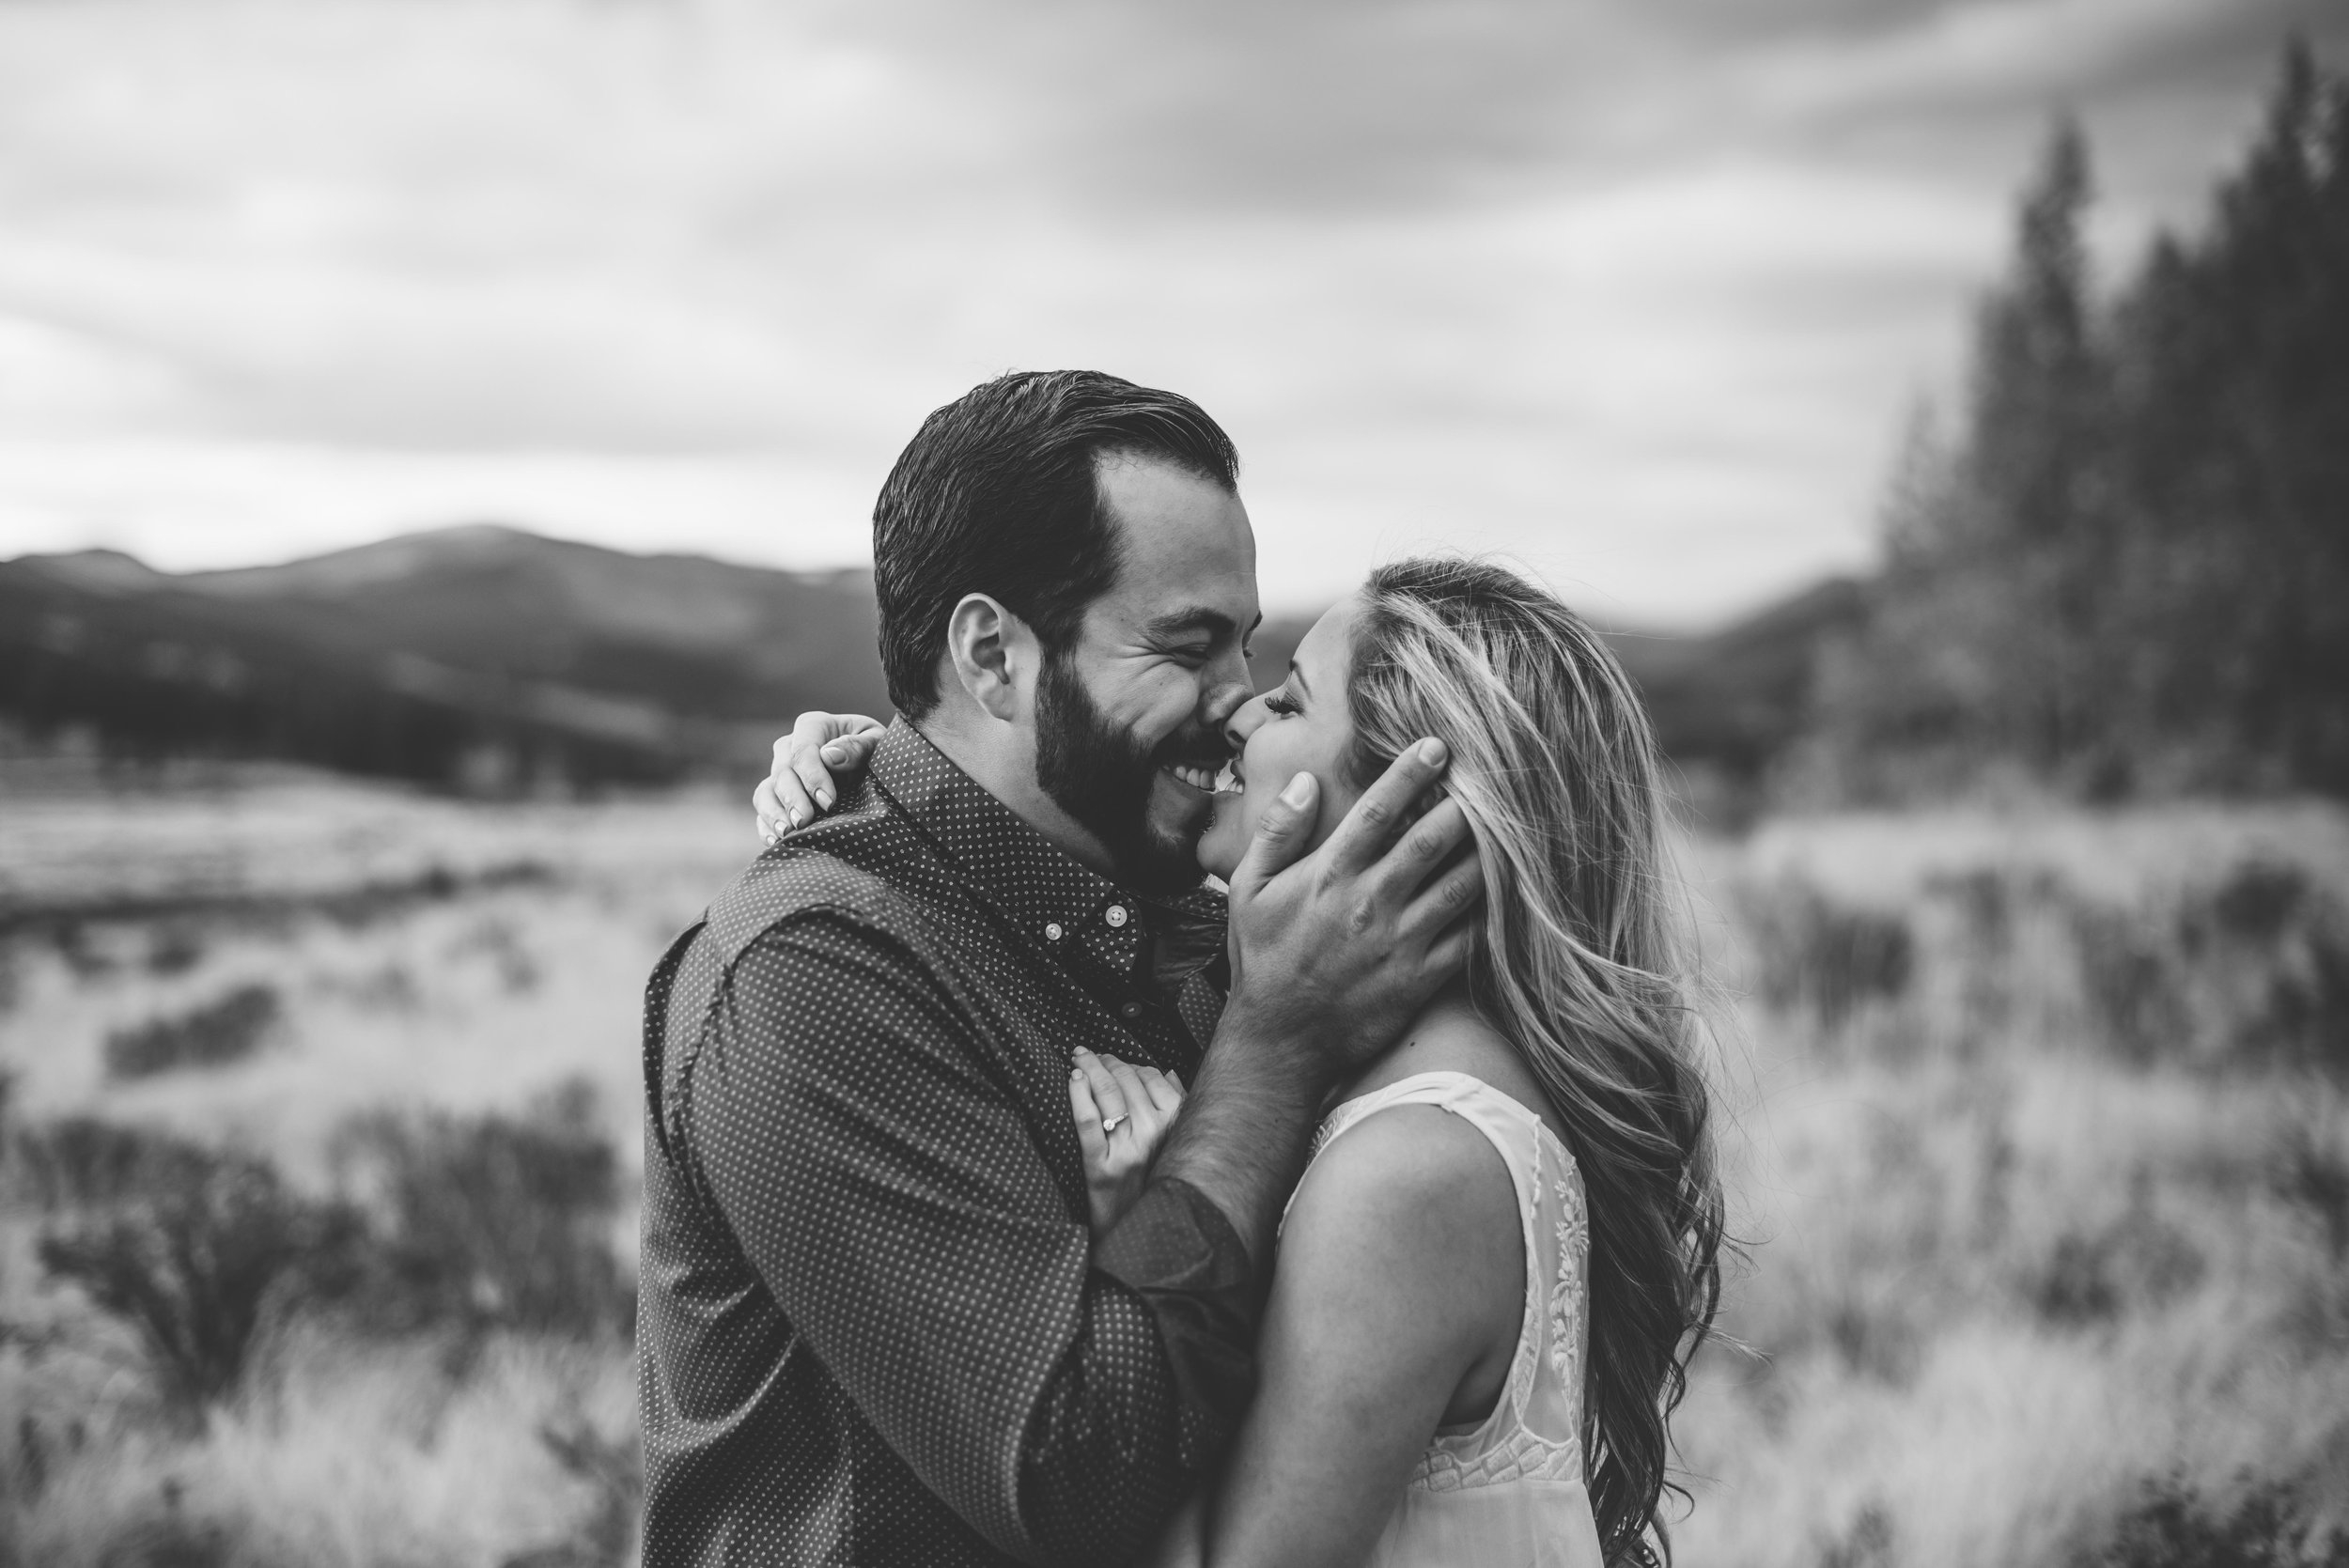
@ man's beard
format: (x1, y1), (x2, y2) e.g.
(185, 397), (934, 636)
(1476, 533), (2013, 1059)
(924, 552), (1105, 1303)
(1034, 651), (1214, 896)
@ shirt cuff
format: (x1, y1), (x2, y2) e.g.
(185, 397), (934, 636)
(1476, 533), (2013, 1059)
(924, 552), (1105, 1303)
(1092, 1176), (1261, 1468)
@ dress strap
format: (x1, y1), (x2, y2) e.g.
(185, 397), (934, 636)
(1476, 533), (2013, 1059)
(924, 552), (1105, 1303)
(1313, 1071), (1548, 1167)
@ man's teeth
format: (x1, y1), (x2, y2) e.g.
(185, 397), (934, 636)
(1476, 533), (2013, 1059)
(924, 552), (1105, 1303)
(1165, 762), (1243, 795)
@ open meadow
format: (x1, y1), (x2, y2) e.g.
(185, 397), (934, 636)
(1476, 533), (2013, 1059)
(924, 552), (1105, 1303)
(2, 767), (2345, 1568)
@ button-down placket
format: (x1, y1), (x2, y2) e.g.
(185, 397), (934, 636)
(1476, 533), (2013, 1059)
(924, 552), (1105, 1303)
(876, 734), (1209, 1058)
(1078, 896), (1147, 993)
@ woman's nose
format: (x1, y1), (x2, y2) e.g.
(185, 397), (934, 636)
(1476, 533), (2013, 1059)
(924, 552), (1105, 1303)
(1223, 693), (1268, 751)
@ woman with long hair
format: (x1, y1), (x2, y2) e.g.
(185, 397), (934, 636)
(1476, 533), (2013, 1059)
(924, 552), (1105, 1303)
(764, 558), (1723, 1567)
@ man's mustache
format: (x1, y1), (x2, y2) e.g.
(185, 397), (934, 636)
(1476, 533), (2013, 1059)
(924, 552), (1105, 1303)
(1146, 731), (1234, 769)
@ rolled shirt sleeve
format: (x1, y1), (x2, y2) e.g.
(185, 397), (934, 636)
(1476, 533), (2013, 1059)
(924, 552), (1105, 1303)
(678, 908), (1257, 1566)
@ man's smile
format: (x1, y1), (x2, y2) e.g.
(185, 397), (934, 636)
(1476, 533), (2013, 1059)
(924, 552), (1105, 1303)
(1160, 761), (1242, 797)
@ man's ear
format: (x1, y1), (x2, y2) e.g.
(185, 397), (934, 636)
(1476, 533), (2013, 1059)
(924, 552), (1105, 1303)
(944, 594), (1038, 722)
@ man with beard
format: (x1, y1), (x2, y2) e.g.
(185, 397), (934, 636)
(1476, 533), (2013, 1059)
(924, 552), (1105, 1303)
(637, 370), (1484, 1568)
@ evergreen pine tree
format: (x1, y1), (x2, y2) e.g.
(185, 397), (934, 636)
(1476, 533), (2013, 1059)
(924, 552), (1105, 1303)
(1802, 39), (2347, 804)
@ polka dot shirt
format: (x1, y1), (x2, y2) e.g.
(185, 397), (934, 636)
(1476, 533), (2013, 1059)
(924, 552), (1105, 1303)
(638, 722), (1255, 1567)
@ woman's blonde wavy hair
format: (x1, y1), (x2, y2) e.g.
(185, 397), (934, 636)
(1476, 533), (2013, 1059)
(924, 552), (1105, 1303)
(1343, 558), (1724, 1565)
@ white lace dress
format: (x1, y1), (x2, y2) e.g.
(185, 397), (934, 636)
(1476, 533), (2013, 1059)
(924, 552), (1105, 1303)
(1288, 1070), (1602, 1568)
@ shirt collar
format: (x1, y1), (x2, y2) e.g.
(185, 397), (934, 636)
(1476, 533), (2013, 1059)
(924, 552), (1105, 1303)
(869, 720), (1222, 986)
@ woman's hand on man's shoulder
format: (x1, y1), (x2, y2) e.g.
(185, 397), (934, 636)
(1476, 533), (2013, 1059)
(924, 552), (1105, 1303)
(754, 711), (887, 846)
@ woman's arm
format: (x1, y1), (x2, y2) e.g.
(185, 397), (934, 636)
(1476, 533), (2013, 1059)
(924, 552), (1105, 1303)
(1192, 1103), (1525, 1568)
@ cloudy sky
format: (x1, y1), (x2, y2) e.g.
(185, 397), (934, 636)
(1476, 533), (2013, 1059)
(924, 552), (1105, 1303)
(0, 0), (2339, 624)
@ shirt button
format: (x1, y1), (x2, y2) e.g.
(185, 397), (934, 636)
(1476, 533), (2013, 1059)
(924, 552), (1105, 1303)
(1104, 905), (1129, 928)
(1119, 1002), (1143, 1019)
(1044, 923), (1064, 942)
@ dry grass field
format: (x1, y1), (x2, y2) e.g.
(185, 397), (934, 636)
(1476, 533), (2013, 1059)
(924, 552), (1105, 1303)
(2, 766), (2344, 1567)
(1675, 806), (2349, 1568)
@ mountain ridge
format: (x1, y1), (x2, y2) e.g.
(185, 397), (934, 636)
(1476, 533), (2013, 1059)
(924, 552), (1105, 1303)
(2, 526), (1856, 800)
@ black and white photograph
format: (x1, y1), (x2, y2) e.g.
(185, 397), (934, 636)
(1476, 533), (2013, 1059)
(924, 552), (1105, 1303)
(2, 2), (2346, 1565)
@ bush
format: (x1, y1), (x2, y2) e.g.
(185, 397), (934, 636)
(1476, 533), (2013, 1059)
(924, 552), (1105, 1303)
(13, 1114), (215, 1213)
(2073, 1473), (2349, 1568)
(102, 986), (282, 1080)
(2271, 1123), (2349, 1260)
(331, 1080), (627, 1341)
(498, 1416), (643, 1568)
(2072, 863), (2349, 1068)
(29, 1124), (362, 1415)
(1738, 880), (1914, 1031)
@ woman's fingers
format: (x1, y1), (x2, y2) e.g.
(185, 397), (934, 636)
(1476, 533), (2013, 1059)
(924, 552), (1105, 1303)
(1097, 1054), (1156, 1135)
(754, 778), (779, 843)
(819, 721), (889, 772)
(1071, 1048), (1130, 1143)
(1069, 1065), (1110, 1170)
(1135, 1064), (1186, 1118)
(787, 712), (889, 815)
(786, 714), (844, 813)
(760, 743), (819, 832)
(754, 776), (806, 844)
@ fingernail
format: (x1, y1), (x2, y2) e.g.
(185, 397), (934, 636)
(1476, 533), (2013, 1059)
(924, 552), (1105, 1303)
(1279, 773), (1315, 808)
(1071, 1067), (1084, 1080)
(822, 746), (843, 763)
(1072, 1046), (1094, 1059)
(786, 809), (801, 830)
(1418, 738), (1447, 766)
(815, 790), (832, 809)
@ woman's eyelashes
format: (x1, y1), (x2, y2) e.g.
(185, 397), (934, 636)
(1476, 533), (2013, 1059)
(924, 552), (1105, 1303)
(1262, 687), (1300, 718)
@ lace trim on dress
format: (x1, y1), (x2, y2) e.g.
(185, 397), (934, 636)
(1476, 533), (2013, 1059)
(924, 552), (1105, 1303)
(1548, 1165), (1591, 1399)
(1412, 1425), (1584, 1491)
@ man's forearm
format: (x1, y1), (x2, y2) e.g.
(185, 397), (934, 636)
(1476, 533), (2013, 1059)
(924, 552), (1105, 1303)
(1150, 1009), (1333, 1268)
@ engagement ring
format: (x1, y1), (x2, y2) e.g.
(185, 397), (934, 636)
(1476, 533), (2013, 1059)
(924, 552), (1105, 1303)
(1100, 1114), (1128, 1135)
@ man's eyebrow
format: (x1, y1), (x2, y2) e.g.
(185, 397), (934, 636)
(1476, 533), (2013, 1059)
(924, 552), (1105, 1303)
(1143, 606), (1256, 640)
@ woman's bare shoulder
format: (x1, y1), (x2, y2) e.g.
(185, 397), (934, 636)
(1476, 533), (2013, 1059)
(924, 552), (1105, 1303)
(1279, 1102), (1520, 1343)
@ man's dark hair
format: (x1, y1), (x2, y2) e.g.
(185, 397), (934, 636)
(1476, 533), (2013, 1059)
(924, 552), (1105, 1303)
(872, 370), (1241, 719)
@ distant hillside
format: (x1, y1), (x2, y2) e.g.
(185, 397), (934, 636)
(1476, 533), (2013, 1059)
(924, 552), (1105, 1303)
(1242, 580), (1865, 811)
(1604, 578), (1865, 791)
(0, 526), (889, 792)
(2, 523), (1859, 800)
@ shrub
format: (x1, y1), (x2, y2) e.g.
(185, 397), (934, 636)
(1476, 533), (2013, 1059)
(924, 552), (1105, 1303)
(2271, 1123), (2349, 1260)
(146, 924), (206, 976)
(331, 1081), (627, 1341)
(1819, 1503), (1895, 1568)
(31, 1125), (362, 1416)
(12, 1114), (211, 1213)
(102, 986), (282, 1081)
(2181, 862), (2349, 1070)
(2072, 904), (2190, 1062)
(1738, 881), (1914, 1031)
(498, 1416), (643, 1568)
(2072, 1473), (2349, 1568)
(2072, 862), (2349, 1068)
(2025, 1177), (2205, 1327)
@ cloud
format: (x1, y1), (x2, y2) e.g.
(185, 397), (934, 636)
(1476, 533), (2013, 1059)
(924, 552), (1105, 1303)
(0, 0), (2330, 624)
